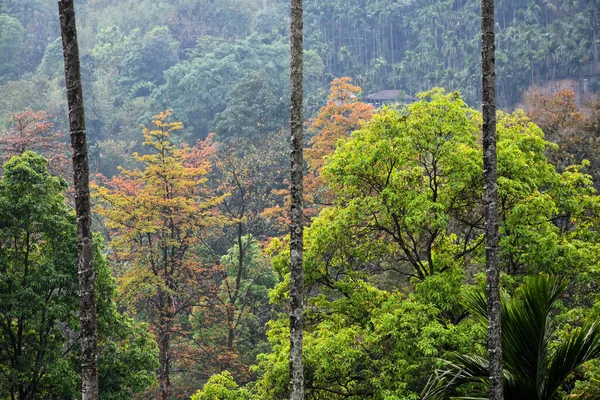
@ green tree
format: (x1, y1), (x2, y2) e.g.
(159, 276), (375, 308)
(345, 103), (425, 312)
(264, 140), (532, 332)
(184, 89), (600, 398)
(95, 240), (159, 400)
(423, 275), (600, 400)
(311, 89), (599, 282)
(153, 36), (289, 140)
(204, 245), (476, 399)
(0, 152), (158, 400)
(214, 70), (287, 142)
(191, 371), (252, 400)
(254, 273), (476, 399)
(118, 26), (179, 95)
(0, 14), (24, 80)
(0, 151), (79, 399)
(38, 38), (65, 78)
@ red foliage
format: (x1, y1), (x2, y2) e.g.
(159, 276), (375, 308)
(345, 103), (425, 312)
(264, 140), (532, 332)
(0, 110), (70, 179)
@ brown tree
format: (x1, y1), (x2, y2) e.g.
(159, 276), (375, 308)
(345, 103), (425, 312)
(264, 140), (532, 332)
(289, 0), (305, 398)
(481, 0), (503, 399)
(58, 1), (98, 399)
(522, 87), (600, 188)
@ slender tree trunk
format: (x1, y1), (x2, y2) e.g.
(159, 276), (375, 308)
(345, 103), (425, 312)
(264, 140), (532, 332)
(289, 0), (304, 399)
(157, 327), (171, 400)
(227, 222), (245, 350)
(58, 2), (98, 399)
(156, 279), (174, 400)
(481, 0), (503, 399)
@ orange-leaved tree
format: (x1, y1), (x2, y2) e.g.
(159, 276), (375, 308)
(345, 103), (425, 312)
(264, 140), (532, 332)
(0, 109), (70, 178)
(305, 77), (373, 215)
(93, 111), (225, 400)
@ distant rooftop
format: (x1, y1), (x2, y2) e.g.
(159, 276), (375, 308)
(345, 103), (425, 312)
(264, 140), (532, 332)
(365, 90), (415, 103)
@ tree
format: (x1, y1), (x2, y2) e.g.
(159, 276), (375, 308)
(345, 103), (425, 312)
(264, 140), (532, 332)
(481, 0), (503, 396)
(153, 36), (289, 140)
(186, 236), (277, 386)
(217, 236), (277, 361)
(0, 109), (70, 179)
(191, 371), (252, 400)
(94, 111), (225, 400)
(315, 90), (482, 280)
(522, 87), (600, 190)
(309, 89), (600, 284)
(185, 89), (600, 399)
(174, 134), (286, 389)
(0, 152), (79, 400)
(0, 152), (158, 400)
(38, 38), (65, 78)
(305, 77), (373, 216)
(0, 13), (24, 80)
(209, 250), (475, 399)
(214, 70), (288, 143)
(58, 1), (98, 398)
(208, 132), (289, 247)
(522, 88), (584, 140)
(94, 237), (160, 400)
(423, 275), (600, 400)
(118, 26), (180, 95)
(289, 0), (305, 397)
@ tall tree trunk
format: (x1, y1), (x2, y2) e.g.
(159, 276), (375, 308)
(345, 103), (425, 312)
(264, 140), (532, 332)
(156, 283), (174, 400)
(289, 0), (304, 399)
(481, 0), (503, 399)
(58, 1), (98, 399)
(157, 327), (171, 400)
(227, 222), (245, 351)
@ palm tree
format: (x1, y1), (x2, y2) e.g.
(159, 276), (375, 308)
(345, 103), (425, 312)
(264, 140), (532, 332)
(423, 275), (600, 400)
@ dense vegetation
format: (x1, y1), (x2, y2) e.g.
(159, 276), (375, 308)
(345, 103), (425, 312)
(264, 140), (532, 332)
(0, 0), (598, 172)
(1, 0), (600, 399)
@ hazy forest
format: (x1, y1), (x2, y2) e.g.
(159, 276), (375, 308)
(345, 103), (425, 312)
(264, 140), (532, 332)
(1, 0), (600, 399)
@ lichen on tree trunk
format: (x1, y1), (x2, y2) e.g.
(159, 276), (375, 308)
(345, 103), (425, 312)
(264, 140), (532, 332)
(289, 0), (304, 399)
(481, 0), (504, 399)
(58, 1), (98, 399)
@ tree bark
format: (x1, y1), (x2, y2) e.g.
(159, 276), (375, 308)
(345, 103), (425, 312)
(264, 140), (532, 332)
(58, 1), (98, 400)
(481, 0), (503, 399)
(157, 327), (171, 400)
(289, 0), (304, 399)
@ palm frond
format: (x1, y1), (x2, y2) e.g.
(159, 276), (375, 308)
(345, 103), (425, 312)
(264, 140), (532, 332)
(421, 357), (488, 400)
(543, 322), (600, 399)
(424, 275), (600, 400)
(501, 275), (566, 397)
(572, 390), (600, 400)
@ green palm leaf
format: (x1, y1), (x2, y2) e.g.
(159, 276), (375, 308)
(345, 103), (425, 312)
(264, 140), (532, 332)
(423, 275), (600, 400)
(542, 322), (600, 399)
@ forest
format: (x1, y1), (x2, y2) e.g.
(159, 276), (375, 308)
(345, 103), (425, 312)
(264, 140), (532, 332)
(0, 0), (600, 399)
